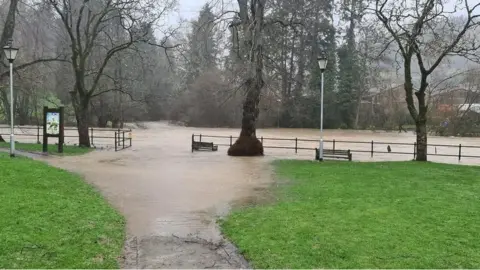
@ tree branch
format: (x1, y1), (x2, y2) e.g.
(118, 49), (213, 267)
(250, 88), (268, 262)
(0, 58), (70, 80)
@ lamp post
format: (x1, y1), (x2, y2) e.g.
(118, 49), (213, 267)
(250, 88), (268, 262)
(317, 54), (328, 161)
(277, 98), (281, 128)
(3, 40), (19, 157)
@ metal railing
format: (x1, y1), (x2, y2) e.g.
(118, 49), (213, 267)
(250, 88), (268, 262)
(192, 134), (480, 161)
(0, 125), (132, 149)
(114, 129), (132, 151)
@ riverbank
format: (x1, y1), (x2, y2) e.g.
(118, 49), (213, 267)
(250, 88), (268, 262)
(0, 153), (125, 268)
(220, 160), (480, 268)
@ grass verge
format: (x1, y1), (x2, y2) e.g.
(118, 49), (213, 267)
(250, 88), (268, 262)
(220, 160), (480, 268)
(0, 142), (92, 156)
(0, 153), (125, 268)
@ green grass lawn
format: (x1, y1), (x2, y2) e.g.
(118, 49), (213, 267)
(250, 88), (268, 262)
(0, 153), (125, 268)
(220, 161), (480, 269)
(0, 142), (92, 156)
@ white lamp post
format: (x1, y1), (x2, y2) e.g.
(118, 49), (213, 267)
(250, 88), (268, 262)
(3, 40), (19, 157)
(317, 54), (328, 161)
(277, 98), (281, 128)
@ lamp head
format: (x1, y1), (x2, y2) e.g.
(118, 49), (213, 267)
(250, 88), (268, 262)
(317, 55), (328, 72)
(3, 39), (19, 62)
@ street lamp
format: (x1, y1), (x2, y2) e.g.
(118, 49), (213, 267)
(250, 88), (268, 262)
(3, 39), (19, 157)
(317, 54), (328, 161)
(277, 98), (281, 128)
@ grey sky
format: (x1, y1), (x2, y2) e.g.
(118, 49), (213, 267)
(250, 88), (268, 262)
(166, 0), (208, 27)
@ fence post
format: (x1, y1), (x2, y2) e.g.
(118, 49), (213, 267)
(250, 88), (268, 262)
(295, 138), (298, 153)
(37, 125), (40, 144)
(459, 144), (462, 161)
(333, 139), (336, 153)
(114, 132), (117, 151)
(117, 128), (121, 146)
(261, 136), (263, 144)
(122, 131), (125, 149)
(230, 135), (232, 146)
(129, 130), (132, 147)
(371, 140), (374, 157)
(90, 127), (94, 146)
(414, 142), (417, 160)
(199, 134), (202, 142)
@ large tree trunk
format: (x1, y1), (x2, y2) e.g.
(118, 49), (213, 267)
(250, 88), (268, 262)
(71, 89), (91, 147)
(76, 107), (91, 147)
(0, 0), (19, 53)
(228, 79), (264, 156)
(227, 0), (265, 156)
(0, 0), (19, 125)
(415, 89), (428, 161)
(416, 119), (427, 161)
(404, 59), (429, 161)
(354, 96), (362, 129)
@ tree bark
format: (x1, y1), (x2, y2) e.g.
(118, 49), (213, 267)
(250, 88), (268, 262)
(416, 119), (427, 161)
(0, 0), (19, 54)
(75, 106), (91, 147)
(71, 88), (91, 147)
(228, 83), (264, 156)
(415, 87), (428, 161)
(227, 0), (265, 156)
(354, 95), (362, 129)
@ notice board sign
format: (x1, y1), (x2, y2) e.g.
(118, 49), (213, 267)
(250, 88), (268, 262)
(43, 106), (64, 153)
(46, 112), (60, 135)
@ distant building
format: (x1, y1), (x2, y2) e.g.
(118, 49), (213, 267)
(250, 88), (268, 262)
(432, 88), (480, 115)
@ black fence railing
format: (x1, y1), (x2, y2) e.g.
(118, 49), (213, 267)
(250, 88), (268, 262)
(114, 130), (132, 151)
(0, 125), (132, 149)
(192, 134), (480, 161)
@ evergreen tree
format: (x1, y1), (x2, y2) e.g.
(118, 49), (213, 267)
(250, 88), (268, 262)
(185, 4), (218, 84)
(337, 0), (365, 128)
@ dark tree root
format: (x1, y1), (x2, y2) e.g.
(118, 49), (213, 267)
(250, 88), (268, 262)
(227, 135), (264, 156)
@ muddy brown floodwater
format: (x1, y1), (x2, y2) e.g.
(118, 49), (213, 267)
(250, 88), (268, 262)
(26, 122), (480, 268)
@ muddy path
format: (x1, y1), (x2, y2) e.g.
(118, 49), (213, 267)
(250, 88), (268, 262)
(42, 123), (274, 268)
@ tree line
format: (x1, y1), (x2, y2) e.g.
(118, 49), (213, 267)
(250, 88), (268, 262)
(1, 0), (479, 160)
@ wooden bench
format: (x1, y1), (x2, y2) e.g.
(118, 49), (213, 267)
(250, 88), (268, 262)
(315, 148), (352, 161)
(192, 140), (218, 152)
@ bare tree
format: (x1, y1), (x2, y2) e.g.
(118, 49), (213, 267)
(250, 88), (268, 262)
(374, 0), (480, 161)
(227, 0), (266, 156)
(47, 0), (176, 147)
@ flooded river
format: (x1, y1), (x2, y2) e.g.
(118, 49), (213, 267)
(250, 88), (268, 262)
(7, 122), (480, 268)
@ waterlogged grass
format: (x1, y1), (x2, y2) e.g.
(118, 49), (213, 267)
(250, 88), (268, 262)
(221, 161), (480, 269)
(0, 142), (92, 156)
(0, 153), (125, 268)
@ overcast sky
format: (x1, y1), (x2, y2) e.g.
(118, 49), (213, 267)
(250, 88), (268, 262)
(166, 0), (208, 27)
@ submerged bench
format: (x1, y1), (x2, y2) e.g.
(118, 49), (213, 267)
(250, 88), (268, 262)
(315, 148), (352, 161)
(191, 140), (218, 152)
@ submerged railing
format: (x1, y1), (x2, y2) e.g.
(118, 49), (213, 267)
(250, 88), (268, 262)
(192, 134), (480, 161)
